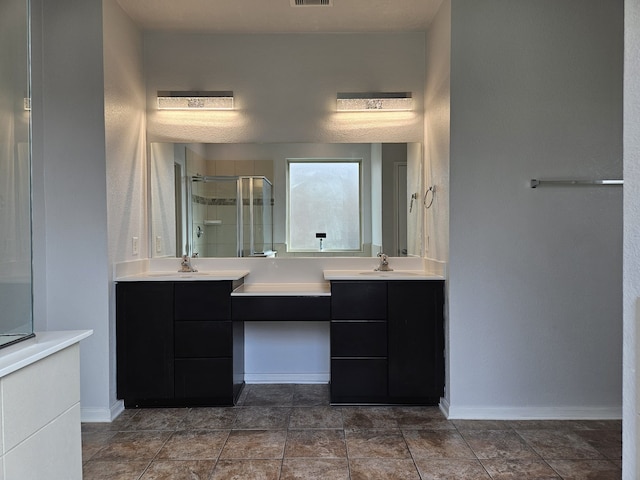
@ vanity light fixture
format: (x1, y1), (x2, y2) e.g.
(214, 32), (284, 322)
(157, 91), (234, 110)
(336, 92), (413, 112)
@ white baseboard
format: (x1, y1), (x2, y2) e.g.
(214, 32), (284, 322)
(81, 400), (125, 423)
(445, 404), (622, 420)
(244, 373), (330, 384)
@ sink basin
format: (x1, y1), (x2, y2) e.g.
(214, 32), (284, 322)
(359, 271), (421, 276)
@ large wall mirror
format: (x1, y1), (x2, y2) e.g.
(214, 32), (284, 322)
(0, 0), (34, 347)
(150, 142), (423, 258)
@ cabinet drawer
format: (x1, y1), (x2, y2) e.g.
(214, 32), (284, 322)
(174, 358), (233, 399)
(175, 282), (231, 321)
(331, 321), (387, 357)
(174, 321), (232, 358)
(330, 281), (387, 320)
(330, 358), (388, 400)
(232, 296), (330, 321)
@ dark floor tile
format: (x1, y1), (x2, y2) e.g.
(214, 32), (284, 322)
(574, 429), (622, 456)
(480, 459), (561, 479)
(280, 458), (349, 480)
(461, 429), (540, 460)
(82, 459), (150, 480)
(139, 460), (215, 480)
(349, 458), (421, 480)
(404, 430), (476, 459)
(156, 429), (229, 460)
(183, 407), (237, 429)
(233, 406), (291, 429)
(210, 459), (281, 480)
(546, 459), (622, 479)
(569, 420), (622, 430)
(345, 429), (411, 459)
(293, 383), (330, 406)
(414, 458), (491, 479)
(90, 431), (172, 461)
(123, 408), (189, 431)
(517, 429), (604, 460)
(393, 406), (454, 430)
(285, 429), (347, 458)
(508, 420), (599, 431)
(243, 383), (295, 406)
(452, 419), (513, 431)
(289, 406), (343, 429)
(219, 429), (287, 459)
(341, 406), (398, 429)
(82, 430), (117, 463)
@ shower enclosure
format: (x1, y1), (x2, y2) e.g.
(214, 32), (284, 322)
(188, 175), (274, 257)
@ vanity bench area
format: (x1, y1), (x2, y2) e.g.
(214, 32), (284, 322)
(115, 258), (445, 408)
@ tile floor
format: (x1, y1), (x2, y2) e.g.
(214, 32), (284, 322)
(82, 384), (622, 479)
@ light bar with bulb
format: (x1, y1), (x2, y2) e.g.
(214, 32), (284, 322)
(157, 91), (234, 110)
(336, 92), (413, 112)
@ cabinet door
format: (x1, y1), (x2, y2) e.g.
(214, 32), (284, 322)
(116, 282), (174, 403)
(331, 321), (387, 357)
(387, 281), (444, 401)
(330, 358), (388, 402)
(175, 358), (233, 401)
(174, 321), (233, 358)
(175, 281), (232, 321)
(331, 281), (387, 320)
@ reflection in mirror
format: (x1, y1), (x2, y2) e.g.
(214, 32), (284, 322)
(0, 0), (34, 348)
(150, 143), (422, 258)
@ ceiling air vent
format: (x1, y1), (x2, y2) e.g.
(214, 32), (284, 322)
(291, 0), (333, 6)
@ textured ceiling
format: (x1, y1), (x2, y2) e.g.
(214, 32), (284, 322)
(115, 0), (443, 33)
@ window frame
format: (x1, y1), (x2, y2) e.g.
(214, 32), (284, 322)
(286, 158), (364, 253)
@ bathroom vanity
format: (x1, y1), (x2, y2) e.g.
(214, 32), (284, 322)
(328, 279), (444, 404)
(115, 261), (445, 407)
(116, 278), (245, 407)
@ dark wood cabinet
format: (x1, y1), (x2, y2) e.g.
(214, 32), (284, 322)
(116, 282), (174, 405)
(387, 281), (444, 403)
(329, 280), (444, 405)
(116, 280), (244, 407)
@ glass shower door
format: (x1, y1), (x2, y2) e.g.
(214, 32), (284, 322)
(0, 0), (34, 347)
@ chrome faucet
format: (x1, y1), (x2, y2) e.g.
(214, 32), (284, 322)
(179, 255), (198, 272)
(375, 252), (393, 272)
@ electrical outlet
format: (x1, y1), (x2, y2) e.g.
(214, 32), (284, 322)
(132, 237), (139, 255)
(155, 236), (162, 253)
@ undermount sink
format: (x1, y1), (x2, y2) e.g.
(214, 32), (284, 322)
(359, 271), (421, 276)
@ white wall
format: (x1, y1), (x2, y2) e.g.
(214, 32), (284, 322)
(144, 33), (425, 145)
(424, 0), (450, 265)
(32, 0), (112, 419)
(424, 0), (451, 406)
(447, 0), (623, 418)
(623, 0), (640, 476)
(103, 0), (147, 417)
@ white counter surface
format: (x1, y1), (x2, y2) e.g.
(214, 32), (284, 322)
(232, 283), (331, 296)
(323, 269), (444, 280)
(116, 270), (250, 282)
(0, 330), (93, 378)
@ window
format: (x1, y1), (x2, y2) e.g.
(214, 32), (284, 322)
(287, 159), (362, 252)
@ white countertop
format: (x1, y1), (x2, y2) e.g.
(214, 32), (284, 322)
(0, 330), (93, 378)
(323, 269), (445, 280)
(231, 283), (331, 296)
(116, 270), (250, 282)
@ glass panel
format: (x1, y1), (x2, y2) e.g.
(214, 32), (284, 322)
(0, 0), (34, 347)
(288, 161), (361, 251)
